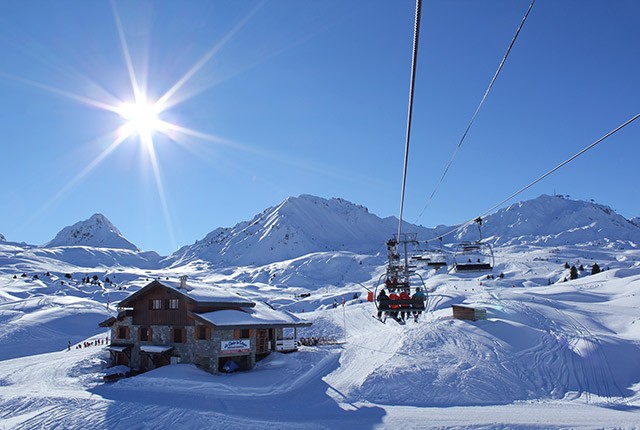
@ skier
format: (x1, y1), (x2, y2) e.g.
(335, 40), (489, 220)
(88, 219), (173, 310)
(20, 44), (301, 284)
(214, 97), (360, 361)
(398, 289), (411, 321)
(412, 287), (426, 321)
(377, 289), (388, 319)
(388, 291), (400, 320)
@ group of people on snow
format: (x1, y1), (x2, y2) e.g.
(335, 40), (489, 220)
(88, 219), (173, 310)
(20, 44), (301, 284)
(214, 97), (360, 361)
(377, 277), (426, 322)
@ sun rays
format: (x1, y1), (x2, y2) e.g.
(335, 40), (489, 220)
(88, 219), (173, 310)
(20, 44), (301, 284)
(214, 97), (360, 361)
(12, 3), (261, 251)
(11, 1), (354, 252)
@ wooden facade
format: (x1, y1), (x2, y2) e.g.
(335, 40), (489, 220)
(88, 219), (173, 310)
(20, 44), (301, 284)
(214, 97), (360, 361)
(130, 286), (190, 326)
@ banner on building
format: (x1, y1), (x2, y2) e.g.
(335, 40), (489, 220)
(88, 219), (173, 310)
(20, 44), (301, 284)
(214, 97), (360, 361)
(220, 339), (251, 355)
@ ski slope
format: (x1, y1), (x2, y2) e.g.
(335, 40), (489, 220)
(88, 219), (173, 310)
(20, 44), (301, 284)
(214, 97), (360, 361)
(1, 244), (640, 428)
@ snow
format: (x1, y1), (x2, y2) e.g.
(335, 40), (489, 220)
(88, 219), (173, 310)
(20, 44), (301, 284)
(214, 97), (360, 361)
(1, 194), (640, 428)
(140, 345), (173, 353)
(45, 213), (140, 251)
(168, 195), (434, 267)
(198, 301), (309, 327)
(157, 280), (254, 306)
(107, 346), (128, 353)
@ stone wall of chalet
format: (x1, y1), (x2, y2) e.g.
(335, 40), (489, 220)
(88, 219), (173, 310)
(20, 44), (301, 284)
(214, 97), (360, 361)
(109, 317), (257, 373)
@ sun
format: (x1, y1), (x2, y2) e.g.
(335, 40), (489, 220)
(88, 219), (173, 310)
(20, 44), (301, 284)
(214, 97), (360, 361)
(117, 98), (163, 142)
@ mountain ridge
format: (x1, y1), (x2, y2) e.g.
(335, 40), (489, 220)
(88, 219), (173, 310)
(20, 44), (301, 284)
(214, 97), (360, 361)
(15, 194), (640, 269)
(168, 194), (433, 267)
(454, 194), (640, 248)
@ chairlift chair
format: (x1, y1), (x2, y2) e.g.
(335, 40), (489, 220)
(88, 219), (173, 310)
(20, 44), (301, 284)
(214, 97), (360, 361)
(373, 234), (429, 319)
(452, 241), (494, 272)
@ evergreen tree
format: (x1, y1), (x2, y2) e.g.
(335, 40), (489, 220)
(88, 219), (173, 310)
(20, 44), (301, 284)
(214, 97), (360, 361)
(591, 263), (601, 275)
(570, 266), (578, 280)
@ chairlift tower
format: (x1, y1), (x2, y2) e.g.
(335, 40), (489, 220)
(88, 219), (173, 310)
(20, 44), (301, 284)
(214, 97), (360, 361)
(386, 232), (418, 281)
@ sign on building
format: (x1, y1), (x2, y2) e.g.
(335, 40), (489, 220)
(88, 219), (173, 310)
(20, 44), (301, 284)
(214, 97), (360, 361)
(220, 339), (251, 355)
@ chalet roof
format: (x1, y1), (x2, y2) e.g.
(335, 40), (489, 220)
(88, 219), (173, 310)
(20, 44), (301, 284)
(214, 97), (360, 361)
(99, 316), (116, 328)
(117, 280), (254, 308)
(194, 301), (311, 329)
(98, 310), (133, 327)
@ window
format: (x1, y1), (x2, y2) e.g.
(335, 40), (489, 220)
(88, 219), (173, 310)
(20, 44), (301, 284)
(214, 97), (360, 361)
(173, 328), (185, 343)
(117, 326), (129, 339)
(149, 299), (162, 310)
(167, 298), (179, 310)
(196, 325), (209, 340)
(139, 326), (151, 341)
(234, 329), (250, 339)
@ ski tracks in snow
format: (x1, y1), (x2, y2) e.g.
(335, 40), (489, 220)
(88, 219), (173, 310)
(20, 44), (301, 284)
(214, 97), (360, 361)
(321, 305), (406, 401)
(490, 288), (629, 406)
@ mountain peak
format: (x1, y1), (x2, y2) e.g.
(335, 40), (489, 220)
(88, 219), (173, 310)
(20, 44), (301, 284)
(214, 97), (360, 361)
(45, 213), (140, 251)
(170, 194), (429, 266)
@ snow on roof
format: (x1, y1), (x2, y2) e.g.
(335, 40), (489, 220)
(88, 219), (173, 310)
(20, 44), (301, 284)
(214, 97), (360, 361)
(107, 345), (129, 352)
(140, 345), (173, 353)
(160, 280), (254, 305)
(196, 301), (311, 328)
(119, 280), (254, 307)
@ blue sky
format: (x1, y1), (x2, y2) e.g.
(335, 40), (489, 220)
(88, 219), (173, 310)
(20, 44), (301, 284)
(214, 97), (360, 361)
(0, 0), (638, 255)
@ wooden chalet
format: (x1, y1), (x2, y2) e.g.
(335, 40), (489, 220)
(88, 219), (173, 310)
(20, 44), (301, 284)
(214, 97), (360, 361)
(99, 277), (311, 374)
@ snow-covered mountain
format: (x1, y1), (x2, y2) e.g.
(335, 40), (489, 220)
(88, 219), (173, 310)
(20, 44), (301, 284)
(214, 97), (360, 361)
(3, 194), (640, 428)
(0, 233), (5, 242)
(454, 194), (640, 248)
(45, 213), (140, 251)
(5, 194), (640, 270)
(169, 195), (433, 267)
(169, 194), (640, 267)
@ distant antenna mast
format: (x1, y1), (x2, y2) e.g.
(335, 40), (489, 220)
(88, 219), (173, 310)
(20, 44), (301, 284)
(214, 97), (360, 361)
(397, 0), (423, 240)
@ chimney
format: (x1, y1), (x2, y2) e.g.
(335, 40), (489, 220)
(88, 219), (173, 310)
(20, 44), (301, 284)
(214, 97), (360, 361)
(179, 275), (188, 290)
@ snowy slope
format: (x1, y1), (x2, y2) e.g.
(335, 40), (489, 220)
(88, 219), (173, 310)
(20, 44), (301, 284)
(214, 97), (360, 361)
(1, 246), (640, 428)
(45, 213), (140, 251)
(2, 194), (640, 427)
(169, 195), (433, 267)
(454, 194), (640, 248)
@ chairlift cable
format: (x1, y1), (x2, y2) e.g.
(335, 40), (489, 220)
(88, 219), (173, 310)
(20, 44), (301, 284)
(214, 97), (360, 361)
(422, 112), (640, 244)
(415, 0), (536, 223)
(475, 112), (640, 220)
(397, 0), (423, 240)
